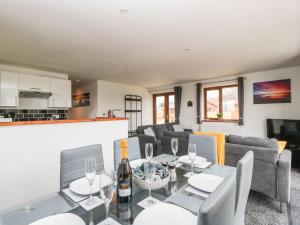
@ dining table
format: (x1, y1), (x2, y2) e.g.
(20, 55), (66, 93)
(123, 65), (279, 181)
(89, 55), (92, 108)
(0, 154), (236, 225)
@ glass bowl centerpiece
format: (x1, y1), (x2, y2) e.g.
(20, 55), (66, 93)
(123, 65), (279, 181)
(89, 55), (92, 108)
(133, 161), (170, 190)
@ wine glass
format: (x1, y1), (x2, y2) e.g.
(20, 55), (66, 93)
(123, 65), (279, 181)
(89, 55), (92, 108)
(171, 138), (178, 158)
(100, 172), (114, 225)
(144, 161), (156, 207)
(145, 143), (153, 160)
(85, 157), (96, 206)
(188, 144), (197, 175)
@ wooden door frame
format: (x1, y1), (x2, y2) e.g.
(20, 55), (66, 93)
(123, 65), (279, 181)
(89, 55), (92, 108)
(153, 92), (174, 124)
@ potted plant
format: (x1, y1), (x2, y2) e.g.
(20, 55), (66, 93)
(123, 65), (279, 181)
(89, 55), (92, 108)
(216, 113), (223, 120)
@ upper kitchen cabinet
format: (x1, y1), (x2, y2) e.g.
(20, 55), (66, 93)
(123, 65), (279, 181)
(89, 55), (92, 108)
(19, 74), (50, 92)
(0, 71), (19, 107)
(48, 78), (71, 108)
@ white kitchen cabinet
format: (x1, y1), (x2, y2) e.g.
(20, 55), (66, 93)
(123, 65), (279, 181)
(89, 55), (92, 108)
(19, 74), (50, 92)
(48, 78), (71, 108)
(0, 71), (19, 107)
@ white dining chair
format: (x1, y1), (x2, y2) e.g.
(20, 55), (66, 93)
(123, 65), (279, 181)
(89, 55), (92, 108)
(29, 213), (85, 225)
(234, 151), (254, 225)
(197, 174), (236, 225)
(113, 137), (141, 170)
(60, 144), (104, 190)
(189, 134), (218, 163)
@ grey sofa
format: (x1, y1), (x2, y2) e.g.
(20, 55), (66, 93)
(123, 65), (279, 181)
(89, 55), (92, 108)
(225, 135), (291, 211)
(136, 123), (192, 156)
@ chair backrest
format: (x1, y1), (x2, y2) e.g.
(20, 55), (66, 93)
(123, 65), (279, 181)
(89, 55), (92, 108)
(113, 137), (141, 170)
(60, 144), (104, 190)
(189, 134), (218, 163)
(197, 174), (236, 225)
(234, 151), (254, 225)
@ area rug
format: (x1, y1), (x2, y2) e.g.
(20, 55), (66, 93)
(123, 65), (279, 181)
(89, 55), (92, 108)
(244, 169), (300, 225)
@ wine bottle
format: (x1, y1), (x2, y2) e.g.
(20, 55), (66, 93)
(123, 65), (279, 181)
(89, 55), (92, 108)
(117, 139), (133, 203)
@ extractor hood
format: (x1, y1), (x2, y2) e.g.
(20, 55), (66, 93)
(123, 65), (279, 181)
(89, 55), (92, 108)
(19, 90), (52, 99)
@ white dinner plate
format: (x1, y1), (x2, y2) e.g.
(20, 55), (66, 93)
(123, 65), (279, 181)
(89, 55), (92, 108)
(69, 175), (112, 196)
(130, 159), (145, 169)
(133, 203), (197, 225)
(188, 173), (224, 193)
(178, 155), (207, 166)
(29, 213), (85, 225)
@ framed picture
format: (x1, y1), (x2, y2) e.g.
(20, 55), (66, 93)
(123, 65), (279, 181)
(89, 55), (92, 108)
(253, 79), (291, 104)
(72, 92), (90, 107)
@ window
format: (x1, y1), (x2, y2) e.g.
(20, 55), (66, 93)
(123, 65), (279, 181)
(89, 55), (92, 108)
(153, 92), (175, 124)
(204, 85), (239, 121)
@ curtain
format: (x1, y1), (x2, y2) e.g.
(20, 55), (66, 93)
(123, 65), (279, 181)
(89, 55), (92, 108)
(174, 86), (182, 124)
(196, 83), (202, 124)
(237, 77), (244, 125)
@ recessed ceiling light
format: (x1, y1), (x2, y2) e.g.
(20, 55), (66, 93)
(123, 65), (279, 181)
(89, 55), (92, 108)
(120, 9), (128, 14)
(62, 49), (68, 54)
(75, 79), (80, 82)
(124, 67), (129, 70)
(185, 48), (191, 51)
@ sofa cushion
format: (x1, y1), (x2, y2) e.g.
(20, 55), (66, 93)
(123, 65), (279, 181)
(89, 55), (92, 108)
(166, 123), (176, 132)
(153, 124), (169, 140)
(226, 143), (279, 164)
(173, 124), (184, 132)
(144, 127), (156, 138)
(136, 125), (154, 135)
(227, 135), (278, 149)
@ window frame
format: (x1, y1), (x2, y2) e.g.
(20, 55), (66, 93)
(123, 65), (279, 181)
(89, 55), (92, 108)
(204, 84), (239, 122)
(153, 92), (175, 124)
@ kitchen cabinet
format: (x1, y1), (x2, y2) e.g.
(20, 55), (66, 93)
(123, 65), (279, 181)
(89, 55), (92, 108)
(19, 74), (50, 92)
(0, 71), (19, 107)
(48, 78), (71, 108)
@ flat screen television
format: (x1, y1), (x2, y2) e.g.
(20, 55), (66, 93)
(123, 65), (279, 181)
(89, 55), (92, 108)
(267, 119), (300, 149)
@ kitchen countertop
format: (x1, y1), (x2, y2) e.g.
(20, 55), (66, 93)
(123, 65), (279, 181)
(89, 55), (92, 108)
(0, 117), (128, 126)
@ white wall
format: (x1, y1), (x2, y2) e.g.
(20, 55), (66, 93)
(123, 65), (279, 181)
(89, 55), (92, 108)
(69, 81), (98, 119)
(97, 80), (152, 127)
(149, 66), (300, 137)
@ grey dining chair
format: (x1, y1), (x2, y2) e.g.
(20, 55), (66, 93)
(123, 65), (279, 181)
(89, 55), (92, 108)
(234, 151), (254, 225)
(197, 174), (236, 225)
(113, 137), (141, 170)
(189, 134), (218, 163)
(60, 144), (104, 190)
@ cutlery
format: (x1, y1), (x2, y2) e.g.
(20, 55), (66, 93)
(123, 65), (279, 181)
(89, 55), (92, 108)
(167, 201), (199, 216)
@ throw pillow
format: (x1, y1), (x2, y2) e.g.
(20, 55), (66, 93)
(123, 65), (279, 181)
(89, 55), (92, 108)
(173, 124), (184, 132)
(144, 127), (156, 138)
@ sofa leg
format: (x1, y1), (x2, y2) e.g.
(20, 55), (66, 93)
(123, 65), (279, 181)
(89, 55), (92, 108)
(280, 202), (285, 213)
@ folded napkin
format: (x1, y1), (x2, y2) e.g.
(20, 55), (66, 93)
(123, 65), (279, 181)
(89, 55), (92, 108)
(194, 162), (212, 169)
(185, 186), (210, 199)
(164, 184), (205, 214)
(62, 188), (88, 203)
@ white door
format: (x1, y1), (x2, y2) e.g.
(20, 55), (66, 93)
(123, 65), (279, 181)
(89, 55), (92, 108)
(0, 71), (19, 107)
(48, 78), (71, 108)
(19, 74), (50, 92)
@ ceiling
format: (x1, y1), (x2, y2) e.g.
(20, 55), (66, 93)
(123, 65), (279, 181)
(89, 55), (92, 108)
(0, 0), (300, 88)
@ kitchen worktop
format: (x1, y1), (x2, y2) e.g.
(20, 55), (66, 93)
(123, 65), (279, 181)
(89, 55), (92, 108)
(0, 117), (128, 126)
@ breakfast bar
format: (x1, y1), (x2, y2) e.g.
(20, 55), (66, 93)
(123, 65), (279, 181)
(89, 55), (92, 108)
(0, 118), (128, 211)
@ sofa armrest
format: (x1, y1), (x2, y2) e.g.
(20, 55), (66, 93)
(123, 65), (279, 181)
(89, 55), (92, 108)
(277, 149), (291, 204)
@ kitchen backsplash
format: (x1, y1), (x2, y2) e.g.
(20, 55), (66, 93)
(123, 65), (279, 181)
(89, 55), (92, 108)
(0, 108), (69, 121)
